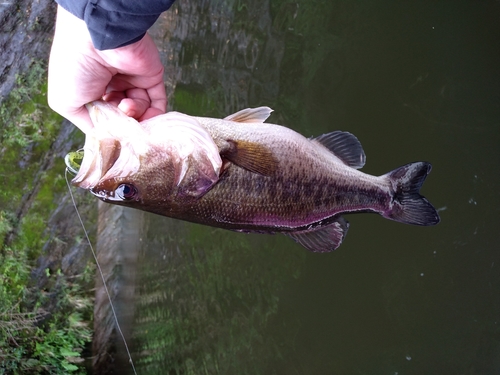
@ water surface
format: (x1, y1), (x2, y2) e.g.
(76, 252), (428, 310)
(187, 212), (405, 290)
(99, 1), (500, 374)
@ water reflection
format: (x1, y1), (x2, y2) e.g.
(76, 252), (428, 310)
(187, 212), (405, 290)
(93, 203), (145, 373)
(92, 0), (500, 374)
(132, 217), (303, 374)
(150, 0), (283, 116)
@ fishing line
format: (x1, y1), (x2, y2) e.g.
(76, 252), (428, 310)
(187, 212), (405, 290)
(65, 168), (138, 375)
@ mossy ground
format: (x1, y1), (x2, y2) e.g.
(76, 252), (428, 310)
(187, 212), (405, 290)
(0, 60), (94, 374)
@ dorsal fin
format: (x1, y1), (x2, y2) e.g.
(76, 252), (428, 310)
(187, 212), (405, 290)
(312, 131), (366, 169)
(223, 140), (278, 176)
(224, 107), (273, 123)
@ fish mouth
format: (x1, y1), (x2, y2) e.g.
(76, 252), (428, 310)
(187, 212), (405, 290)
(69, 136), (125, 189)
(68, 101), (148, 189)
(89, 188), (120, 202)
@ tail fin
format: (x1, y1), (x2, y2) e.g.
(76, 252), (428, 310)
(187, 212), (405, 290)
(383, 162), (440, 226)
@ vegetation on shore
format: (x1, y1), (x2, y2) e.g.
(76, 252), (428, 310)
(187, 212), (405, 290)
(0, 60), (93, 374)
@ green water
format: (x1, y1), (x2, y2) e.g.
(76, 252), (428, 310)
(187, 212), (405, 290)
(108, 1), (500, 374)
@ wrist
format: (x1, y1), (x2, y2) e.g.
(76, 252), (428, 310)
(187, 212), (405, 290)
(54, 6), (95, 53)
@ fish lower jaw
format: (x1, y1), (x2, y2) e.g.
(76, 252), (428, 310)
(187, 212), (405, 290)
(90, 189), (120, 202)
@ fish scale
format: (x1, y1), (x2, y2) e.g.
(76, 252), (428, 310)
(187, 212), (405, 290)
(176, 149), (389, 230)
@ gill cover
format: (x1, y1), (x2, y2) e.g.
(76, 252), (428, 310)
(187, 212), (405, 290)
(140, 111), (222, 197)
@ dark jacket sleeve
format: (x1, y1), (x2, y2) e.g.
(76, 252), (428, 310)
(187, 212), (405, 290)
(56, 0), (175, 50)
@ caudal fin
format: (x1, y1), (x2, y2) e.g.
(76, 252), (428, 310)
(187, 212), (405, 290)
(383, 162), (440, 226)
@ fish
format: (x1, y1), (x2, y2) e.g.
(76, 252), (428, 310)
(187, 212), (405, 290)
(69, 100), (440, 252)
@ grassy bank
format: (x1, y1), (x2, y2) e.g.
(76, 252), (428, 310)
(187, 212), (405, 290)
(0, 60), (93, 374)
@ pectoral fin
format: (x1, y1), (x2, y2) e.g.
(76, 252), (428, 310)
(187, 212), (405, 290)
(177, 169), (218, 198)
(223, 140), (278, 176)
(176, 154), (220, 198)
(286, 216), (350, 252)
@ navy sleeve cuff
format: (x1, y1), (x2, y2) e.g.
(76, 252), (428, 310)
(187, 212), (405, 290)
(56, 0), (175, 50)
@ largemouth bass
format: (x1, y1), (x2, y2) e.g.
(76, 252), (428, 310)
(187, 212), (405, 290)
(70, 101), (440, 252)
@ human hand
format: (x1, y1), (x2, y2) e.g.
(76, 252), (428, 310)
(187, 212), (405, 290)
(48, 6), (167, 134)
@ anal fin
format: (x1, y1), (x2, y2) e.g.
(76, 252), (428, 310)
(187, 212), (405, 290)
(285, 216), (350, 252)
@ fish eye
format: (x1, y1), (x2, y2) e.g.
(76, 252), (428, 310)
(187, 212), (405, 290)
(116, 184), (138, 200)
